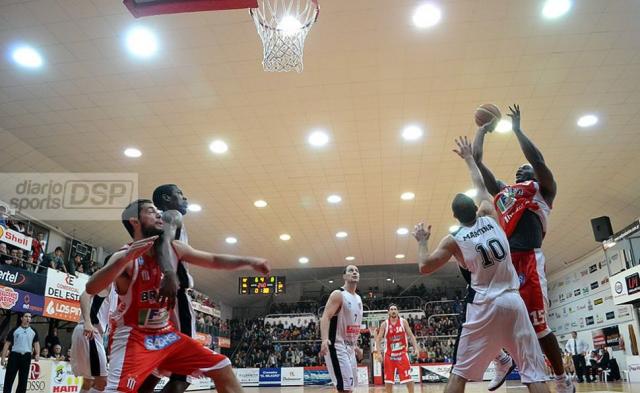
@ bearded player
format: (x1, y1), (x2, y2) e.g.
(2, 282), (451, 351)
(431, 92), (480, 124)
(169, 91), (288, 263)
(473, 105), (573, 393)
(410, 136), (549, 393)
(319, 265), (364, 392)
(138, 184), (197, 393)
(85, 199), (270, 393)
(373, 304), (420, 393)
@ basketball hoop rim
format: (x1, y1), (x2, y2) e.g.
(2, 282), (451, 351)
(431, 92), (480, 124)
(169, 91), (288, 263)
(249, 0), (320, 32)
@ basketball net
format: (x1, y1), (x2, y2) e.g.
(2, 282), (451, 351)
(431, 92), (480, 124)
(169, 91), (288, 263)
(250, 0), (319, 72)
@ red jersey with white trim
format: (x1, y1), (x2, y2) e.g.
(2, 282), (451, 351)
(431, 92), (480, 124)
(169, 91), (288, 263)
(111, 246), (172, 332)
(494, 181), (551, 238)
(384, 318), (408, 358)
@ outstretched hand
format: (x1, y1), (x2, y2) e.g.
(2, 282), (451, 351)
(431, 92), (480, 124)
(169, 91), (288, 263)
(507, 104), (521, 132)
(479, 116), (498, 134)
(452, 136), (473, 159)
(413, 222), (431, 243)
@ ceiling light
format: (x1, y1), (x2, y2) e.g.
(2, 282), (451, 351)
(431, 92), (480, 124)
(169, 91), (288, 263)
(124, 147), (142, 158)
(542, 0), (572, 19)
(386, 278), (392, 282)
(125, 26), (158, 58)
(396, 227), (409, 235)
(187, 204), (202, 212)
(254, 200), (268, 208)
(464, 188), (478, 198)
(328, 279), (334, 283)
(299, 257), (309, 264)
(495, 119), (512, 133)
(225, 237), (237, 244)
(577, 114), (598, 128)
(209, 140), (228, 154)
(279, 233), (291, 241)
(11, 45), (43, 68)
(336, 231), (348, 238)
(412, 3), (442, 28)
(402, 125), (423, 141)
(395, 254), (405, 259)
(327, 194), (342, 204)
(449, 225), (460, 233)
(401, 192), (415, 201)
(277, 15), (303, 36)
(345, 256), (355, 261)
(308, 130), (329, 147)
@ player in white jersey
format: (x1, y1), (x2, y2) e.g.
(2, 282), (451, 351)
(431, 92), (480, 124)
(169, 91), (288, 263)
(71, 282), (117, 393)
(139, 184), (195, 393)
(411, 136), (549, 393)
(319, 265), (364, 392)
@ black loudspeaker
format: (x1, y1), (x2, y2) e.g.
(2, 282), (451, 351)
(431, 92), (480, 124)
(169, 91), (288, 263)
(591, 216), (613, 242)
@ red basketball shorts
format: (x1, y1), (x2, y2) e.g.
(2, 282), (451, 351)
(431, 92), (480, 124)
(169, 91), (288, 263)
(384, 352), (412, 384)
(106, 326), (230, 392)
(511, 249), (551, 338)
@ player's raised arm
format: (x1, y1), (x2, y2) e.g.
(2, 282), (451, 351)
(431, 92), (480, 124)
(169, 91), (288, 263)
(85, 236), (157, 295)
(171, 240), (270, 275)
(472, 119), (504, 196)
(453, 136), (497, 220)
(413, 223), (456, 275)
(508, 104), (557, 204)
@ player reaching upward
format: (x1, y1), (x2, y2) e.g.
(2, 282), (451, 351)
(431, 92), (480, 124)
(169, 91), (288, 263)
(373, 304), (421, 393)
(473, 105), (573, 393)
(411, 136), (550, 393)
(319, 265), (364, 393)
(85, 199), (270, 393)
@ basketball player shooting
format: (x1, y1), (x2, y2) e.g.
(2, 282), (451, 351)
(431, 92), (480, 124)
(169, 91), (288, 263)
(85, 199), (270, 393)
(472, 105), (573, 393)
(319, 265), (364, 393)
(411, 136), (550, 393)
(373, 304), (421, 393)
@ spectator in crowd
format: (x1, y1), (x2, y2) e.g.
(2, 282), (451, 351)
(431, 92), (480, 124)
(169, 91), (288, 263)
(49, 344), (64, 361)
(9, 249), (19, 266)
(0, 243), (12, 265)
(42, 247), (66, 273)
(76, 263), (84, 274)
(64, 254), (77, 275)
(8, 219), (25, 234)
(65, 348), (72, 362)
(86, 260), (98, 275)
(30, 233), (43, 265)
(40, 348), (49, 358)
(0, 206), (7, 227)
(44, 327), (60, 353)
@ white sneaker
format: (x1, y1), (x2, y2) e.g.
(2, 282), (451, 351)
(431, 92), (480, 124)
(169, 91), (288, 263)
(488, 358), (516, 391)
(555, 375), (576, 393)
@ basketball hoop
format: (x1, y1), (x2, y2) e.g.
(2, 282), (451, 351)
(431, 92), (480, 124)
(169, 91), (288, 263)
(250, 0), (319, 72)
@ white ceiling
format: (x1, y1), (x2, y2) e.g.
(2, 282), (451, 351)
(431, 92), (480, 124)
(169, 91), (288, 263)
(2, 0), (640, 302)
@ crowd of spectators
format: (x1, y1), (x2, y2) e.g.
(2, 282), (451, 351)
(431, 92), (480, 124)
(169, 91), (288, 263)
(0, 211), (99, 276)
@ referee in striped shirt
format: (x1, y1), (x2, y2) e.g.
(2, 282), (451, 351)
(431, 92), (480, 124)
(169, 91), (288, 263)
(1, 313), (40, 393)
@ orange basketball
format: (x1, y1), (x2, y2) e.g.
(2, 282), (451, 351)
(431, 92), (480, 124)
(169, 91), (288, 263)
(474, 103), (501, 127)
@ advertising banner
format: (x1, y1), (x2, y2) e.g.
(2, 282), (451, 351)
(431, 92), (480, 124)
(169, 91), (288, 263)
(0, 226), (33, 250)
(43, 297), (82, 322)
(234, 368), (259, 387)
(154, 376), (212, 391)
(44, 269), (88, 302)
(0, 285), (44, 315)
(194, 332), (212, 347)
(50, 361), (83, 393)
(280, 367), (304, 386)
(303, 367), (332, 385)
(0, 264), (47, 294)
(357, 366), (369, 386)
(259, 368), (281, 385)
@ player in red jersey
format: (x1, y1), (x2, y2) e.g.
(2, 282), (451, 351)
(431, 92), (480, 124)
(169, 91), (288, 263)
(373, 304), (420, 393)
(85, 199), (270, 393)
(473, 105), (573, 393)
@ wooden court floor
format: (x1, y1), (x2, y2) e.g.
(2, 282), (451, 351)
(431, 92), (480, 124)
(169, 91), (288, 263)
(197, 381), (637, 393)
